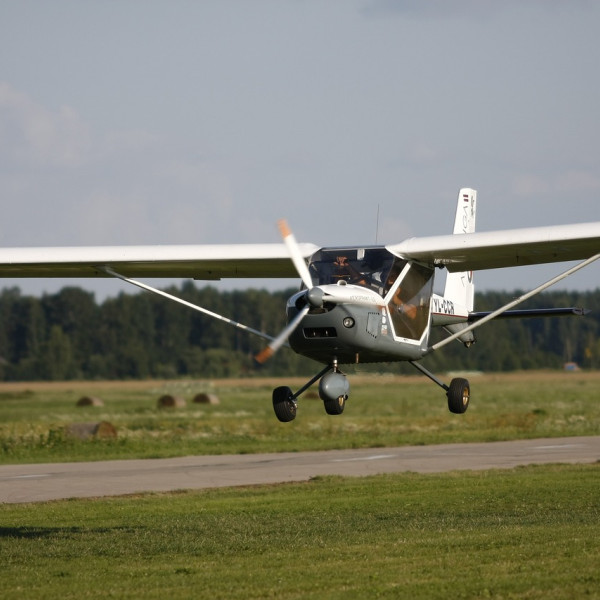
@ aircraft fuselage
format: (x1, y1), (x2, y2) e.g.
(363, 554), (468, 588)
(286, 246), (444, 364)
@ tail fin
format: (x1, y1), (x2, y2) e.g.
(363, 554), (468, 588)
(451, 188), (477, 236)
(443, 188), (477, 345)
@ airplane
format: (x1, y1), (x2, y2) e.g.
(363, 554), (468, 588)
(0, 188), (599, 422)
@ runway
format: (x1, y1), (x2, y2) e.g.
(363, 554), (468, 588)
(1, 436), (598, 504)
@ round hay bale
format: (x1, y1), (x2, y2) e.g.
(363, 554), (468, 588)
(76, 396), (104, 407)
(157, 394), (186, 408)
(94, 421), (118, 439)
(66, 421), (117, 440)
(193, 392), (220, 405)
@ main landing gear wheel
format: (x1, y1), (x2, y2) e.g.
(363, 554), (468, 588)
(323, 395), (347, 415)
(272, 386), (297, 422)
(447, 378), (470, 414)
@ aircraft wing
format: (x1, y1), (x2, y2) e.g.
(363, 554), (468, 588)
(387, 222), (600, 272)
(0, 243), (320, 280)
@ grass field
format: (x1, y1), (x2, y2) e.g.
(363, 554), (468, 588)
(1, 372), (599, 598)
(1, 371), (600, 464)
(1, 464), (599, 599)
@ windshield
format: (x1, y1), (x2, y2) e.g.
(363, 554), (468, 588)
(387, 262), (434, 341)
(307, 248), (405, 297)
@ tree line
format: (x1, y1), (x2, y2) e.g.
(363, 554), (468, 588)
(0, 283), (598, 381)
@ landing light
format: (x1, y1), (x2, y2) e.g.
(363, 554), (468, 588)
(343, 317), (355, 328)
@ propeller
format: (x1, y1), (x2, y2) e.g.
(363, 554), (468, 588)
(255, 220), (314, 364)
(254, 304), (310, 364)
(278, 219), (313, 289)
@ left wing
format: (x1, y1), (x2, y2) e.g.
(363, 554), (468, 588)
(388, 222), (600, 272)
(0, 243), (320, 280)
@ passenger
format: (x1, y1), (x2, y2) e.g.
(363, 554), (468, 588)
(389, 285), (418, 319)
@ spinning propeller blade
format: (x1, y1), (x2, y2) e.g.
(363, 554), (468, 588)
(255, 220), (313, 364)
(254, 305), (310, 364)
(278, 219), (313, 290)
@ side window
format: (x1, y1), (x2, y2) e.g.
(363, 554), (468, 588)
(387, 264), (434, 340)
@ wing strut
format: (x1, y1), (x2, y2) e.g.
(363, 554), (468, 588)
(426, 252), (600, 355)
(99, 266), (277, 344)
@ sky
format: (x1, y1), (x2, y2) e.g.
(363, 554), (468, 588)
(1, 0), (599, 301)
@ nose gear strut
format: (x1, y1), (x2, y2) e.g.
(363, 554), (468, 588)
(272, 359), (349, 422)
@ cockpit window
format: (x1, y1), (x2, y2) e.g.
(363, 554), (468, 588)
(307, 248), (404, 297)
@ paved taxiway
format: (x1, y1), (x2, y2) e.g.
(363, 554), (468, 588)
(1, 436), (598, 504)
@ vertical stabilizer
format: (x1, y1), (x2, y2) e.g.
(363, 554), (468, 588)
(452, 188), (477, 235)
(443, 188), (477, 344)
(444, 188), (476, 310)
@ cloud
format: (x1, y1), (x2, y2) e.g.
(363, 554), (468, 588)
(0, 83), (242, 245)
(555, 170), (600, 193)
(0, 82), (91, 167)
(361, 0), (502, 19)
(374, 215), (415, 245)
(512, 170), (600, 198)
(102, 129), (159, 156)
(361, 0), (590, 20)
(408, 142), (440, 165)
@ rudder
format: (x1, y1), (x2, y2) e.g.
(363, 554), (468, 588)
(443, 188), (477, 345)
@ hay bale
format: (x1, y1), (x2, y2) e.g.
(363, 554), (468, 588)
(76, 396), (104, 407)
(157, 394), (186, 408)
(94, 421), (118, 438)
(193, 392), (220, 405)
(66, 421), (117, 440)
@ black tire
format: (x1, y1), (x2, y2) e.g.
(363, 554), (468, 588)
(272, 386), (297, 422)
(324, 395), (346, 415)
(447, 378), (470, 414)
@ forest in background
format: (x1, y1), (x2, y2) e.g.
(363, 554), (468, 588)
(0, 283), (599, 381)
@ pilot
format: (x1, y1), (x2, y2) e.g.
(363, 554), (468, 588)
(333, 256), (367, 285)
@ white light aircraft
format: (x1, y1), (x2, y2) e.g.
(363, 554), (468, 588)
(1, 189), (599, 422)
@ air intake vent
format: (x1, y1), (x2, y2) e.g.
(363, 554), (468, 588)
(303, 327), (337, 338)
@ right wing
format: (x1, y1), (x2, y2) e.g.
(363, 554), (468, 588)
(0, 243), (321, 280)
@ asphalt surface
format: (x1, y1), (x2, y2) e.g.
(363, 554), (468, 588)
(1, 436), (598, 504)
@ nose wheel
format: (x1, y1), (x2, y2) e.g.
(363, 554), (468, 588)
(323, 394), (346, 415)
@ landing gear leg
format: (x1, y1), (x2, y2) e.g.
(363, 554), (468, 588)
(272, 359), (352, 422)
(272, 363), (333, 422)
(409, 361), (470, 414)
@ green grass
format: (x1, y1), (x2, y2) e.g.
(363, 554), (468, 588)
(1, 464), (599, 599)
(1, 372), (600, 463)
(1, 375), (599, 598)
